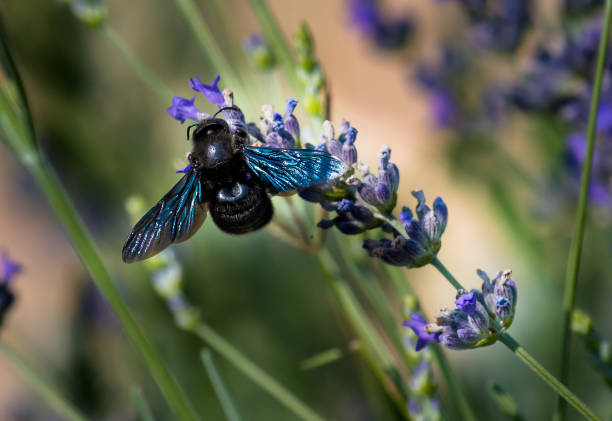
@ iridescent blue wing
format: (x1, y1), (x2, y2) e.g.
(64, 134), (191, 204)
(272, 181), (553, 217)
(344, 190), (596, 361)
(241, 146), (346, 192)
(122, 170), (207, 263)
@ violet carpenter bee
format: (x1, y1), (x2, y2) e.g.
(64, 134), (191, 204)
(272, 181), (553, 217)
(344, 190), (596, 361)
(122, 106), (346, 263)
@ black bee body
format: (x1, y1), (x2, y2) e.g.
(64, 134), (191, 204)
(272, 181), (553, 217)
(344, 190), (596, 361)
(191, 117), (273, 234)
(122, 109), (346, 263)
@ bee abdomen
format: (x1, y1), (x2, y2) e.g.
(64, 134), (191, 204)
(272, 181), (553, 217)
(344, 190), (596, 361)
(210, 181), (273, 234)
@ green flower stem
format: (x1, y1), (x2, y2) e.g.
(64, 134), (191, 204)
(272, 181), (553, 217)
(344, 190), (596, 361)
(430, 344), (477, 421)
(193, 323), (325, 421)
(173, 0), (253, 110)
(556, 1), (612, 419)
(246, 0), (301, 91)
(432, 258), (601, 420)
(0, 339), (87, 421)
(431, 257), (465, 291)
(384, 266), (477, 421)
(315, 249), (410, 419)
(131, 386), (157, 421)
(25, 159), (199, 421)
(336, 240), (411, 372)
(101, 26), (174, 101)
(499, 334), (601, 421)
(201, 349), (243, 421)
(0, 19), (35, 142)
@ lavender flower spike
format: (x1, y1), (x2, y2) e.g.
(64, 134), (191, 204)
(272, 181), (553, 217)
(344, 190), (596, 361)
(478, 269), (517, 328)
(357, 145), (398, 214)
(364, 190), (446, 268)
(405, 271), (518, 352)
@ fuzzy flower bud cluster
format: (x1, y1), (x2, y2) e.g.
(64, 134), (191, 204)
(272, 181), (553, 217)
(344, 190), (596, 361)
(404, 269), (517, 351)
(243, 34), (277, 72)
(69, 0), (108, 28)
(299, 120), (403, 235)
(356, 145), (399, 214)
(363, 191), (447, 268)
(294, 23), (326, 117)
(250, 99), (300, 149)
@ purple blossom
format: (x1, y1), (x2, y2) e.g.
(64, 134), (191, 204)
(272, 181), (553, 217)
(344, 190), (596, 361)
(283, 98), (300, 140)
(364, 191), (447, 268)
(455, 292), (476, 315)
(176, 164), (192, 174)
(190, 75), (224, 108)
(167, 96), (202, 124)
(430, 89), (458, 128)
(168, 76), (250, 139)
(1, 253), (21, 284)
(0, 252), (20, 327)
(403, 313), (441, 351)
(348, 0), (414, 50)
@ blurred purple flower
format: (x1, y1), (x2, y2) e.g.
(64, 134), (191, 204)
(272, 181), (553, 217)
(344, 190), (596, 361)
(348, 0), (414, 50)
(0, 252), (21, 327)
(403, 313), (441, 351)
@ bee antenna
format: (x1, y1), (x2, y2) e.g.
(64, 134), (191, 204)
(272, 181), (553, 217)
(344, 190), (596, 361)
(186, 123), (198, 140)
(213, 106), (241, 119)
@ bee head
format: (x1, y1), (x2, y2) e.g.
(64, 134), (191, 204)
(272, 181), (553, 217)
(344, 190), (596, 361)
(189, 117), (229, 141)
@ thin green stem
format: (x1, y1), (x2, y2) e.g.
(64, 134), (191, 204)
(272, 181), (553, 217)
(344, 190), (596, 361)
(430, 345), (477, 421)
(336, 240), (410, 372)
(26, 159), (199, 421)
(315, 249), (409, 419)
(131, 386), (157, 421)
(246, 0), (301, 91)
(101, 27), (173, 101)
(556, 1), (612, 419)
(201, 348), (243, 421)
(193, 323), (325, 421)
(431, 258), (464, 291)
(432, 259), (601, 420)
(0, 339), (87, 421)
(500, 334), (601, 421)
(0, 17), (35, 142)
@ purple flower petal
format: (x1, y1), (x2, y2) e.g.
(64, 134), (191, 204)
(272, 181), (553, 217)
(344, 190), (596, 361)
(167, 96), (203, 124)
(285, 98), (298, 115)
(1, 253), (21, 285)
(176, 164), (192, 174)
(455, 292), (476, 314)
(399, 206), (413, 224)
(190, 75), (225, 108)
(433, 197), (448, 234)
(403, 313), (441, 351)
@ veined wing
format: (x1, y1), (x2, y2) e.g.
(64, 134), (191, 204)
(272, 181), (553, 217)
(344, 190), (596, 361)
(122, 170), (206, 263)
(242, 146), (346, 192)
